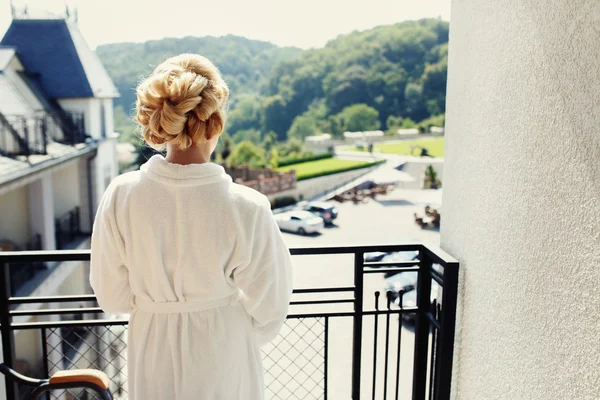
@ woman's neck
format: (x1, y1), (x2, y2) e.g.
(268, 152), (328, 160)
(165, 144), (212, 166)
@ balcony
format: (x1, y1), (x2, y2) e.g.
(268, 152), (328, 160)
(0, 244), (458, 400)
(0, 112), (87, 158)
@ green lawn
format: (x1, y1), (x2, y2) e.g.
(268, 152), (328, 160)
(342, 138), (445, 157)
(277, 158), (382, 181)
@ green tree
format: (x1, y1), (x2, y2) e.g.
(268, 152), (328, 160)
(386, 115), (404, 130)
(226, 95), (262, 134)
(220, 138), (232, 161)
(96, 36), (301, 114)
(404, 82), (427, 121)
(232, 129), (262, 145)
(97, 19), (450, 148)
(228, 141), (264, 167)
(324, 65), (369, 114)
(401, 118), (417, 129)
(287, 114), (319, 140)
(269, 148), (279, 168)
(425, 165), (440, 189)
(422, 61), (448, 116)
(278, 138), (305, 158)
(417, 114), (445, 131)
(264, 19), (449, 130)
(335, 104), (380, 133)
(262, 95), (289, 141)
(263, 131), (277, 154)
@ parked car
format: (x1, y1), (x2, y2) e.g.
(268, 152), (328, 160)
(364, 252), (388, 262)
(275, 211), (324, 235)
(302, 202), (338, 225)
(355, 140), (368, 149)
(364, 250), (419, 269)
(385, 270), (441, 324)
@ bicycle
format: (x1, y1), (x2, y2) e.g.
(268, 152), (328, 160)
(0, 363), (113, 400)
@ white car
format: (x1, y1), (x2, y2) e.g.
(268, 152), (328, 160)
(275, 211), (324, 235)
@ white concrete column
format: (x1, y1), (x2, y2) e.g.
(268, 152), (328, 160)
(442, 1), (600, 399)
(27, 174), (56, 250)
(78, 156), (94, 233)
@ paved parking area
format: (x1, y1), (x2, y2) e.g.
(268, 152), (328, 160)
(271, 188), (441, 399)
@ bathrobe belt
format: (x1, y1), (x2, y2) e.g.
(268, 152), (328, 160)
(136, 292), (240, 313)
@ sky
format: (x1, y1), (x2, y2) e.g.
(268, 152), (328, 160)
(1, 0), (450, 49)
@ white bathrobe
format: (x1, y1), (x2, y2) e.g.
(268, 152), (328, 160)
(90, 155), (293, 400)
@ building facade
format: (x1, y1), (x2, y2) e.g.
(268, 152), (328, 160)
(442, 1), (600, 398)
(0, 16), (120, 386)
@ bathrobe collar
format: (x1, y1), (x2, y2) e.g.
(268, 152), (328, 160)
(141, 155), (232, 186)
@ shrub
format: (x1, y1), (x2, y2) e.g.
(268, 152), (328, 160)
(297, 159), (385, 181)
(278, 152), (333, 168)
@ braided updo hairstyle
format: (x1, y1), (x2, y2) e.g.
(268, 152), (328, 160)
(135, 54), (229, 150)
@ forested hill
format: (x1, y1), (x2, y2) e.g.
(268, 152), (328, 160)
(97, 19), (449, 144)
(264, 18), (448, 139)
(96, 35), (302, 113)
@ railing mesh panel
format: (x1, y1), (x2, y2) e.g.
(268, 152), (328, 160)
(44, 318), (326, 400)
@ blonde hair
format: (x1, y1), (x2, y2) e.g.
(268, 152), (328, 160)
(135, 54), (229, 150)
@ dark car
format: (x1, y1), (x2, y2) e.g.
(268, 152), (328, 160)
(364, 252), (388, 262)
(384, 259), (441, 324)
(380, 251), (420, 323)
(303, 202), (338, 225)
(364, 250), (419, 271)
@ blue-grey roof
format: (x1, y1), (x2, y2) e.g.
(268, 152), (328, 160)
(1, 19), (118, 99)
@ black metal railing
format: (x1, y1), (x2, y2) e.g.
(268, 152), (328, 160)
(0, 234), (45, 296)
(0, 113), (49, 156)
(55, 207), (81, 250)
(0, 112), (88, 157)
(0, 244), (458, 400)
(62, 111), (87, 145)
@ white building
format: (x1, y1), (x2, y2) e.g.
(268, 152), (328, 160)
(343, 130), (385, 145)
(0, 15), (119, 383)
(304, 133), (333, 154)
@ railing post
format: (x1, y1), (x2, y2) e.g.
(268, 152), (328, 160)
(74, 207), (81, 235)
(22, 117), (30, 157)
(434, 262), (459, 400)
(0, 261), (17, 399)
(55, 219), (62, 251)
(41, 116), (48, 155)
(351, 252), (364, 399)
(412, 250), (432, 399)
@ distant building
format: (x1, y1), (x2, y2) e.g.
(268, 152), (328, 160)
(304, 133), (334, 154)
(396, 128), (420, 136)
(343, 130), (385, 146)
(0, 16), (120, 381)
(429, 126), (445, 135)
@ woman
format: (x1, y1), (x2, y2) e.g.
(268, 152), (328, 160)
(90, 54), (293, 399)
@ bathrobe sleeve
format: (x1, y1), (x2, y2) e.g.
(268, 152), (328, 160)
(89, 182), (134, 314)
(235, 203), (294, 346)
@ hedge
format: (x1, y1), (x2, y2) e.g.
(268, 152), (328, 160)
(296, 159), (386, 181)
(277, 152), (333, 168)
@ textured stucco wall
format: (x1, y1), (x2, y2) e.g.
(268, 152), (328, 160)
(51, 161), (81, 217)
(442, 1), (600, 399)
(0, 186), (30, 244)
